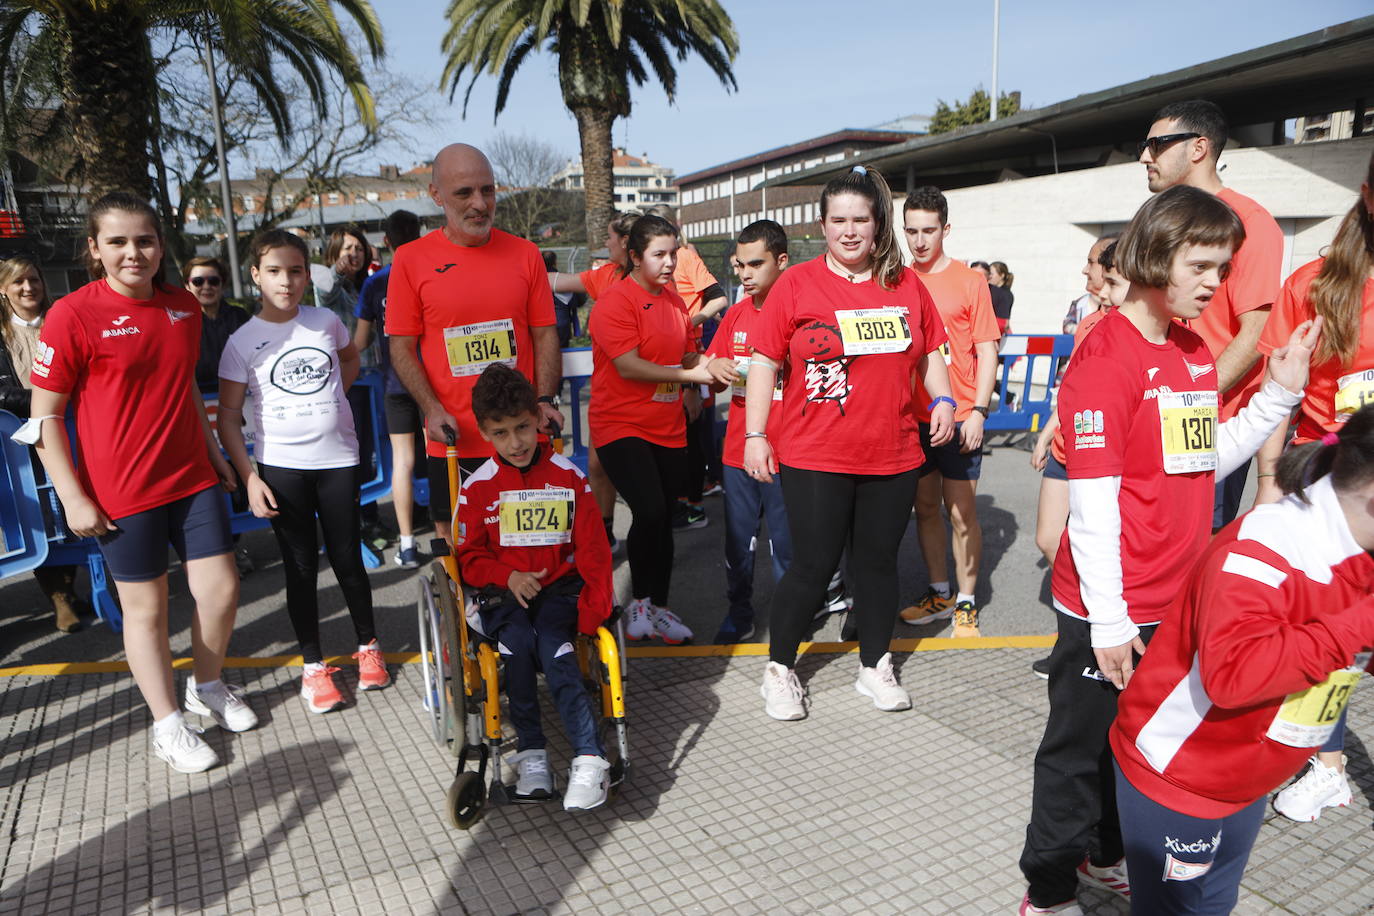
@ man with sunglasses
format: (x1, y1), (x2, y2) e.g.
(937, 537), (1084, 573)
(187, 256), (250, 393)
(1138, 99), (1283, 529)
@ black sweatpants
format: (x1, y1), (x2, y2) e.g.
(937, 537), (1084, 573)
(596, 436), (686, 606)
(1019, 612), (1157, 908)
(768, 465), (920, 668)
(259, 463), (375, 664)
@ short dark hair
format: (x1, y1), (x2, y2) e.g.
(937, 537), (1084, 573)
(541, 250), (558, 271)
(183, 256), (227, 280)
(385, 209), (421, 248)
(736, 219), (787, 258)
(472, 363), (538, 425)
(1116, 185), (1245, 289)
(1098, 241), (1119, 273)
(969, 260), (991, 272)
(249, 228), (310, 267)
(902, 185), (948, 225)
(1152, 99), (1228, 161)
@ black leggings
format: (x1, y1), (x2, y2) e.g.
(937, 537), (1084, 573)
(769, 464), (920, 668)
(259, 463), (375, 664)
(595, 436), (686, 606)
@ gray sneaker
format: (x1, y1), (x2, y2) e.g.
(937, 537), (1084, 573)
(509, 749), (554, 800)
(563, 755), (611, 812)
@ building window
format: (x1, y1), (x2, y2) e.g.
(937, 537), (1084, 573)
(366, 191), (379, 202)
(241, 195), (255, 211)
(328, 192), (340, 205)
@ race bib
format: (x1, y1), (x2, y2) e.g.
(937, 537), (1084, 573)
(444, 318), (517, 377)
(1266, 657), (1367, 747)
(1158, 390), (1217, 475)
(497, 487), (575, 547)
(654, 364), (681, 403)
(1335, 369), (1374, 420)
(730, 356), (782, 401)
(835, 308), (911, 356)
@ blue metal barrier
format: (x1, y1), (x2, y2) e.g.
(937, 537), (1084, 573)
(986, 334), (1075, 434)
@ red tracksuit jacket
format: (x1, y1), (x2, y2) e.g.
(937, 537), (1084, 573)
(455, 447), (613, 635)
(1111, 475), (1374, 818)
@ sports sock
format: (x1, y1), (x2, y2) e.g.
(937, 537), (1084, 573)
(304, 662), (326, 676)
(956, 593), (975, 606)
(930, 581), (951, 598)
(399, 535), (415, 550)
(195, 678), (222, 695)
(153, 710), (185, 735)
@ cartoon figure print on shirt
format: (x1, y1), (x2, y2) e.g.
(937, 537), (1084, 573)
(799, 320), (853, 415)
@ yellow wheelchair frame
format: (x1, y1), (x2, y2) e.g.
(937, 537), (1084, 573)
(415, 445), (629, 829)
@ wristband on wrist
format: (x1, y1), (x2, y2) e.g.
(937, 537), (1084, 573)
(971, 405), (989, 417)
(744, 431), (768, 440)
(928, 396), (956, 412)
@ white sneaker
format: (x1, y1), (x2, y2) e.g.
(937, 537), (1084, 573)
(649, 605), (692, 644)
(1018, 893), (1083, 915)
(855, 652), (911, 711)
(1274, 755), (1352, 822)
(563, 755), (612, 811)
(760, 662), (806, 721)
(509, 749), (554, 799)
(184, 677), (258, 733)
(624, 598), (654, 641)
(152, 721), (218, 774)
(1076, 857), (1129, 898)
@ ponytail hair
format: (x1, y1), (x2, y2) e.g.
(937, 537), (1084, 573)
(820, 165), (904, 291)
(991, 261), (1014, 289)
(1308, 149), (1374, 367)
(1276, 403), (1374, 503)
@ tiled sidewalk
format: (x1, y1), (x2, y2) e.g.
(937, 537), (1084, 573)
(2, 648), (1372, 915)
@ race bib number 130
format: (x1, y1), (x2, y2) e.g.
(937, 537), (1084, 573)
(835, 308), (911, 356)
(498, 488), (575, 547)
(1158, 390), (1218, 475)
(444, 318), (517, 377)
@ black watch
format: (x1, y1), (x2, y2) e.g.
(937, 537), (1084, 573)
(971, 405), (990, 417)
(537, 395), (561, 409)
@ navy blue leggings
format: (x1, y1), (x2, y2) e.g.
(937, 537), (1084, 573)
(1115, 763), (1265, 915)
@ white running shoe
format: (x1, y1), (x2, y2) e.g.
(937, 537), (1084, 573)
(563, 755), (612, 811)
(152, 721), (218, 774)
(624, 598), (655, 641)
(649, 605), (692, 644)
(184, 677), (258, 733)
(855, 652), (911, 711)
(1018, 893), (1083, 915)
(760, 662), (806, 721)
(1274, 755), (1352, 822)
(1076, 857), (1129, 898)
(509, 749), (554, 799)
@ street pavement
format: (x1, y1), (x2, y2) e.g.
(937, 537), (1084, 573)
(3, 444), (1371, 915)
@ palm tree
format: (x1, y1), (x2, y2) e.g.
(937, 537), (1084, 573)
(441, 0), (737, 248)
(0, 1), (384, 201)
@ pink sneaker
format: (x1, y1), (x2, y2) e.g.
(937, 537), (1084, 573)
(301, 666), (345, 714)
(354, 641), (391, 690)
(1018, 893), (1083, 915)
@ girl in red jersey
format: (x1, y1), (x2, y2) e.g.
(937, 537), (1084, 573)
(1110, 406), (1374, 915)
(1018, 186), (1320, 916)
(588, 215), (721, 644)
(25, 193), (253, 774)
(1251, 150), (1374, 822)
(741, 165), (955, 721)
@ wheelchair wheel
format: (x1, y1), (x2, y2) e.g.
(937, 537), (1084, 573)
(447, 770), (486, 830)
(416, 572), (449, 748)
(431, 561), (468, 757)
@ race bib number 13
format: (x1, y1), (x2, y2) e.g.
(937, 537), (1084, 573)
(835, 308), (911, 356)
(497, 488), (575, 547)
(1158, 390), (1218, 475)
(1267, 666), (1362, 747)
(444, 318), (517, 378)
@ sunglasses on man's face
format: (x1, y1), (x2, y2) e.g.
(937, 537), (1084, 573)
(190, 275), (222, 288)
(1137, 132), (1201, 159)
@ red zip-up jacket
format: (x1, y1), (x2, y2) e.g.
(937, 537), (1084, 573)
(455, 447), (613, 635)
(1111, 475), (1374, 818)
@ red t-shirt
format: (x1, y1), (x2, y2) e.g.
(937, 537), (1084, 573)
(706, 297), (785, 469)
(1051, 308), (1219, 626)
(1185, 188), (1282, 421)
(579, 263), (620, 300)
(1258, 257), (1374, 444)
(384, 228), (556, 458)
(587, 275), (695, 449)
(748, 258), (947, 476)
(912, 260), (1001, 423)
(30, 280), (217, 519)
(1051, 306), (1111, 465)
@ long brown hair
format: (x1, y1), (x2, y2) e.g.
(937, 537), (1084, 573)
(0, 255), (51, 351)
(1309, 150), (1374, 366)
(324, 225), (373, 290)
(820, 165), (904, 290)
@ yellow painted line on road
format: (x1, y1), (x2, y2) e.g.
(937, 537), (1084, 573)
(0, 635), (1055, 678)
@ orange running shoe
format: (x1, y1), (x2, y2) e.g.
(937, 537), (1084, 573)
(301, 666), (345, 714)
(354, 640), (391, 690)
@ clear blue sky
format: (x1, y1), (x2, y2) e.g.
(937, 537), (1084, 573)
(363, 1), (1370, 177)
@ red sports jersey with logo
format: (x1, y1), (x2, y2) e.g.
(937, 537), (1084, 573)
(1052, 308), (1219, 625)
(706, 297), (785, 469)
(30, 280), (217, 519)
(455, 448), (613, 634)
(1112, 477), (1374, 818)
(748, 258), (946, 476)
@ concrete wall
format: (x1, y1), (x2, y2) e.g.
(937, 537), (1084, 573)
(904, 135), (1374, 334)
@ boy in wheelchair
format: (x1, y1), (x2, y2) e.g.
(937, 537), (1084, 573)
(455, 364), (615, 811)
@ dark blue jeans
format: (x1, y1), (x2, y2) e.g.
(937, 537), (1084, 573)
(722, 464), (792, 623)
(481, 588), (603, 757)
(1115, 763), (1265, 915)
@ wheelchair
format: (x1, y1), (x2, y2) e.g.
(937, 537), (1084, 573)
(415, 447), (629, 829)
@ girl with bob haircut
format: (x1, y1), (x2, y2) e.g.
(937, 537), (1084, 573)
(742, 165), (955, 721)
(1018, 184), (1322, 915)
(24, 192), (252, 774)
(1110, 402), (1374, 914)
